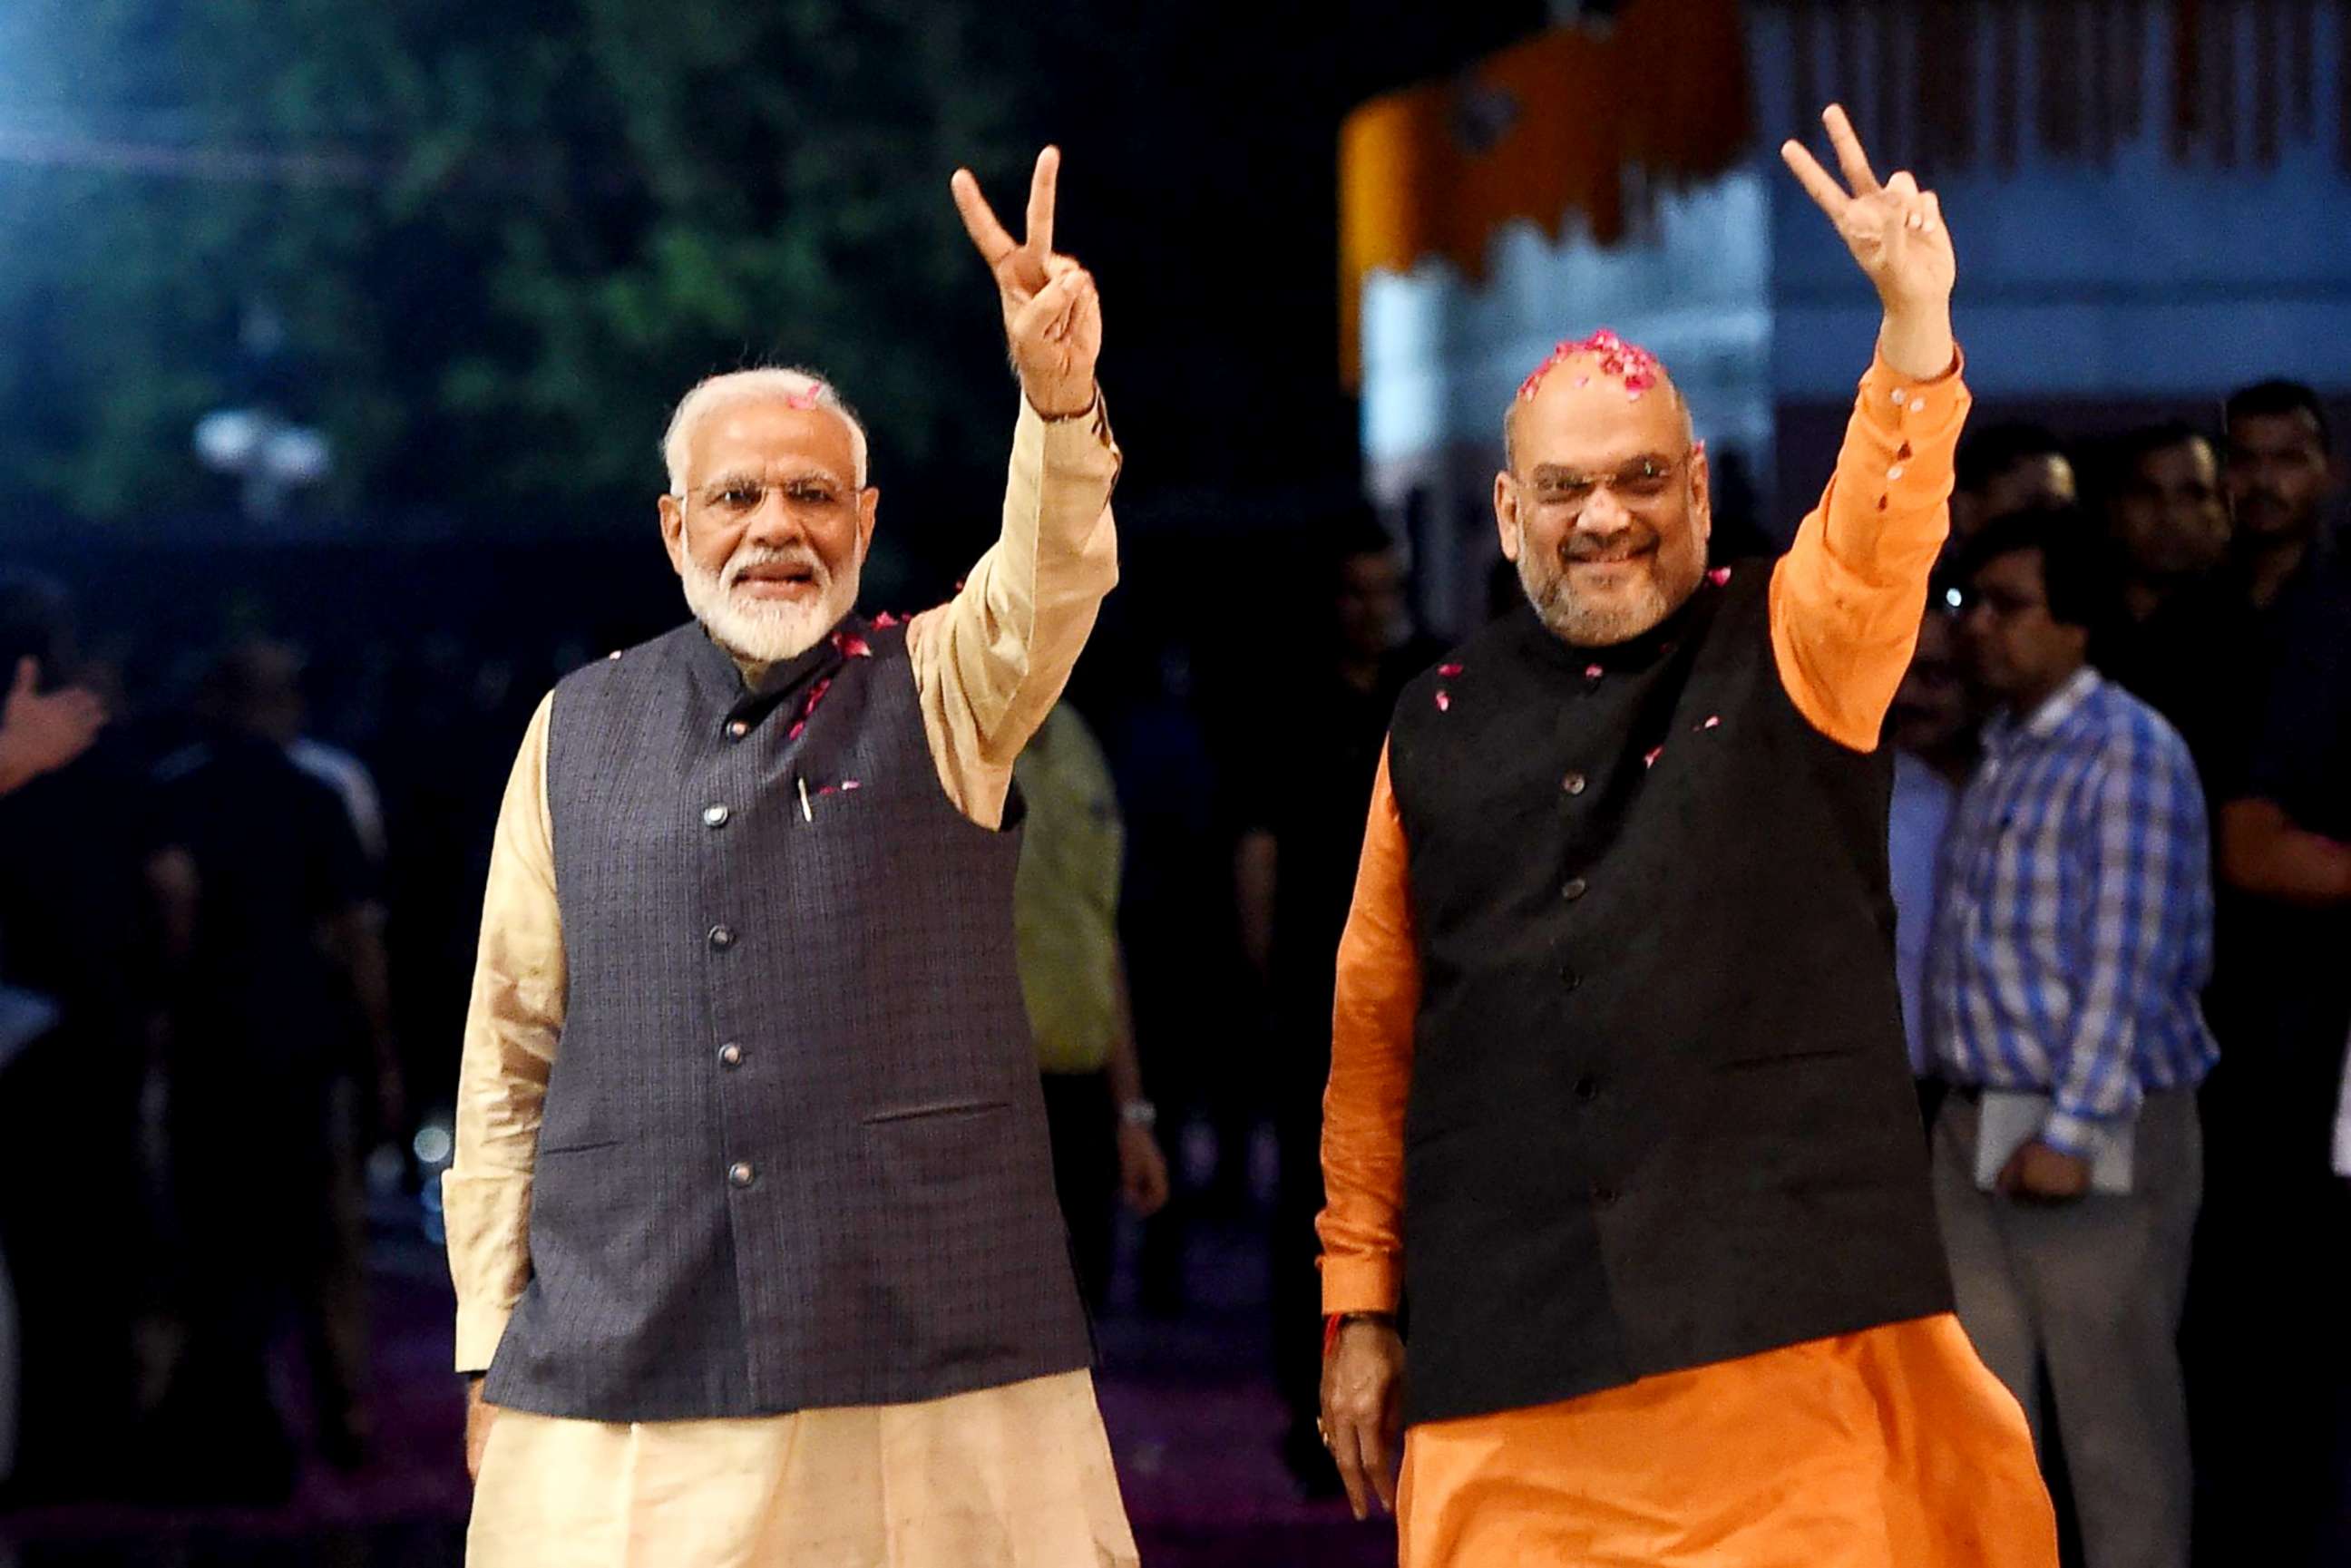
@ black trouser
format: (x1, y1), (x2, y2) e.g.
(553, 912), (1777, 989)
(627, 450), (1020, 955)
(2184, 1037), (2351, 1567)
(1040, 1070), (1117, 1313)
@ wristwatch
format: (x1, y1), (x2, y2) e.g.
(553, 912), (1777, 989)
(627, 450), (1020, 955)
(1117, 1097), (1157, 1131)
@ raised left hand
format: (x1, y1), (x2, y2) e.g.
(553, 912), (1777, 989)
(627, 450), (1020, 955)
(0, 657), (105, 793)
(1997, 1139), (2092, 1203)
(950, 148), (1102, 419)
(1780, 104), (1956, 317)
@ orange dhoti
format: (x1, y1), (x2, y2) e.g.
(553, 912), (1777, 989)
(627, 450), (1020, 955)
(1395, 1315), (2054, 1568)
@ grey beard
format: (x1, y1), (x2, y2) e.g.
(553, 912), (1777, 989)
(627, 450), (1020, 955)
(1517, 551), (1674, 648)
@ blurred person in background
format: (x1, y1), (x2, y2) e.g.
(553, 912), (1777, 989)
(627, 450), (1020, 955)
(2094, 422), (2233, 774)
(1930, 509), (2215, 1568)
(2117, 383), (2344, 805)
(2189, 380), (2351, 1567)
(1316, 110), (2054, 1564)
(143, 638), (394, 1497)
(449, 151), (1141, 1565)
(0, 576), (152, 1507)
(2221, 381), (2341, 618)
(2100, 423), (2231, 634)
(1233, 511), (1435, 1496)
(1012, 699), (1170, 1311)
(1103, 638), (1224, 1323)
(1950, 420), (2077, 546)
(1888, 603), (1972, 1129)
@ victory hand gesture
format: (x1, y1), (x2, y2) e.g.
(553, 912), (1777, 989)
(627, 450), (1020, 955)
(1782, 105), (1955, 378)
(1782, 105), (1953, 310)
(951, 148), (1102, 420)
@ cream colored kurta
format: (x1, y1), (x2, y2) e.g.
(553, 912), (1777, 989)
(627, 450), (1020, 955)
(448, 394), (1137, 1568)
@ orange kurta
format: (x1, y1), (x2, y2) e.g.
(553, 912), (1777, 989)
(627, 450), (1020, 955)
(1319, 346), (2058, 1566)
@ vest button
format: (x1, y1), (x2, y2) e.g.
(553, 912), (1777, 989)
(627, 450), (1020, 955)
(727, 1161), (756, 1189)
(1575, 1074), (1599, 1102)
(1560, 968), (1581, 991)
(707, 924), (736, 950)
(1561, 876), (1588, 901)
(726, 719), (750, 739)
(702, 803), (731, 828)
(1591, 1183), (1618, 1207)
(1562, 772), (1587, 796)
(718, 1042), (744, 1067)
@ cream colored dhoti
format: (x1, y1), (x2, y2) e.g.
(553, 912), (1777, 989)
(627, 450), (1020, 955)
(466, 1369), (1137, 1568)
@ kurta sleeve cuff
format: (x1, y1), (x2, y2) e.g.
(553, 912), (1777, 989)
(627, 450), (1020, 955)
(444, 1165), (533, 1374)
(1320, 1251), (1403, 1317)
(1855, 342), (1969, 461)
(1027, 386), (1121, 492)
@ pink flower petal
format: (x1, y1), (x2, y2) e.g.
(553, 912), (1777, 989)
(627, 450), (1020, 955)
(873, 610), (902, 629)
(1644, 745), (1664, 768)
(1585, 663), (1604, 680)
(1435, 690), (1452, 712)
(832, 631), (873, 658)
(1439, 663), (1464, 677)
(787, 721), (806, 741)
(1517, 328), (1665, 401)
(1707, 566), (1732, 586)
(1701, 715), (1721, 730)
(840, 779), (862, 791)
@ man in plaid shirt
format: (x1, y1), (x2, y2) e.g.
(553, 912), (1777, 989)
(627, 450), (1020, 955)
(1928, 507), (2219, 1568)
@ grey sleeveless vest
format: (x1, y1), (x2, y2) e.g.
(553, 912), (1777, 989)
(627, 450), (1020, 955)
(482, 616), (1092, 1422)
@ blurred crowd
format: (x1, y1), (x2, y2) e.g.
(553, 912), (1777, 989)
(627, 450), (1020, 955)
(0, 374), (2344, 1566)
(1889, 379), (2349, 1565)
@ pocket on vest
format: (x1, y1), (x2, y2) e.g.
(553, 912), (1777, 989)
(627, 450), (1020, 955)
(1711, 1043), (1865, 1071)
(863, 1097), (1011, 1125)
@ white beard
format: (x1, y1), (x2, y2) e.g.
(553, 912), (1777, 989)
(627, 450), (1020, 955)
(679, 541), (860, 664)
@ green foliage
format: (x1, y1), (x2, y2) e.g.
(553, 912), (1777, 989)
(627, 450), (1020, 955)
(0, 0), (1041, 530)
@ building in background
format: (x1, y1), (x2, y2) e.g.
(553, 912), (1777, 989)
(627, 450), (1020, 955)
(1348, 0), (2351, 635)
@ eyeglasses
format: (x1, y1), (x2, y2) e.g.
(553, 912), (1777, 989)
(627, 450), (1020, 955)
(687, 476), (857, 518)
(1521, 453), (1688, 511)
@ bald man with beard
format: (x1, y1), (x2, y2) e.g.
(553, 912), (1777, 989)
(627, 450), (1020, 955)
(1312, 107), (2056, 1567)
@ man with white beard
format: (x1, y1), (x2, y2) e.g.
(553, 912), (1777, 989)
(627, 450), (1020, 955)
(446, 148), (1138, 1564)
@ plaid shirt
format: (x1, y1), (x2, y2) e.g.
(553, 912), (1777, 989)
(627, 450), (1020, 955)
(1927, 667), (2219, 1157)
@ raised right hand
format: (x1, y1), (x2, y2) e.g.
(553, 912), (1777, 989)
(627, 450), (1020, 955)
(1320, 1315), (1406, 1520)
(949, 148), (1103, 419)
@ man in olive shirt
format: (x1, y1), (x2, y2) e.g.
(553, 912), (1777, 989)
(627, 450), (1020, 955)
(1013, 700), (1169, 1309)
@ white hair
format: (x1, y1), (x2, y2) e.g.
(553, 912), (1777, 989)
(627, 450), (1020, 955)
(661, 366), (869, 494)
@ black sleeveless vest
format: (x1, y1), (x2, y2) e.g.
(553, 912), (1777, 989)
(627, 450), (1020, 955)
(483, 617), (1091, 1421)
(1385, 565), (1951, 1426)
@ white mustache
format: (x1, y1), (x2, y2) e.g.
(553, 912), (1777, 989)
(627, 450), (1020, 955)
(724, 546), (827, 590)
